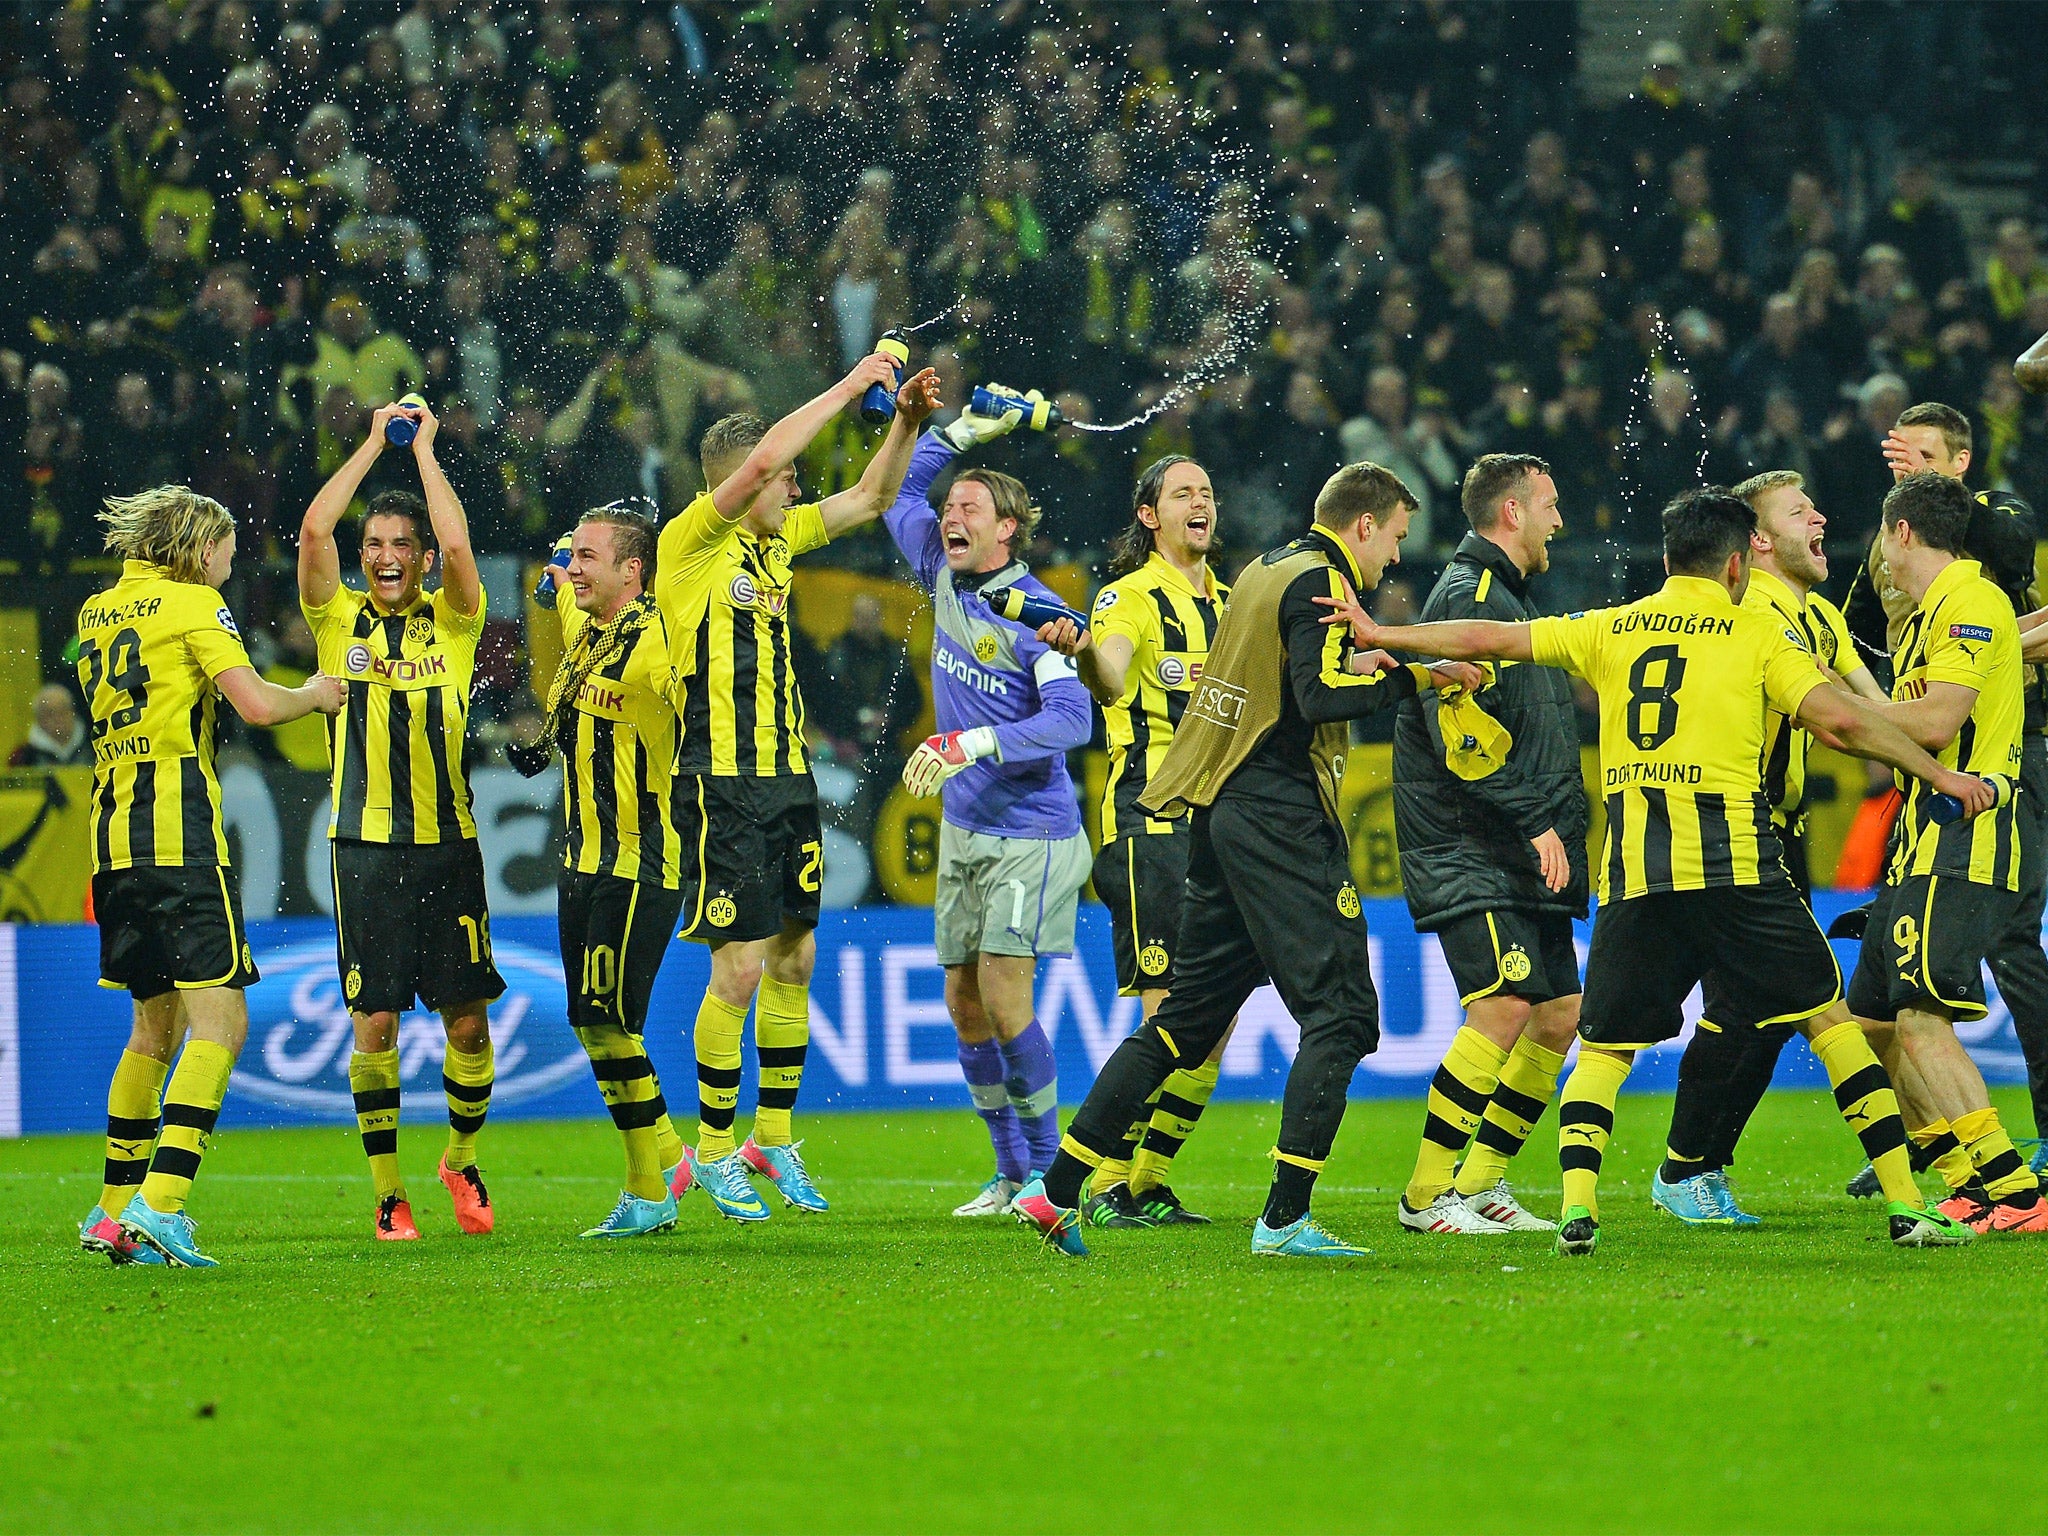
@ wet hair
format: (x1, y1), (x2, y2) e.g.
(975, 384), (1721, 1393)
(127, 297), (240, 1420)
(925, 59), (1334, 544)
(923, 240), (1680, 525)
(578, 498), (659, 583)
(1461, 453), (1549, 533)
(1661, 486), (1755, 576)
(1313, 461), (1416, 530)
(99, 484), (234, 583)
(699, 412), (768, 487)
(1882, 470), (1971, 553)
(1106, 454), (1197, 577)
(1894, 400), (1971, 461)
(363, 488), (435, 552)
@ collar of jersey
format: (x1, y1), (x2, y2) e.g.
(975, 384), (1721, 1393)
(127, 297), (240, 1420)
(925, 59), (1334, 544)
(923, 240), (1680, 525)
(1920, 557), (1984, 610)
(1453, 531), (1527, 597)
(365, 593), (429, 620)
(1743, 565), (1810, 620)
(1660, 573), (1739, 606)
(122, 559), (178, 584)
(1143, 549), (1220, 599)
(955, 558), (1029, 596)
(1305, 525), (1363, 590)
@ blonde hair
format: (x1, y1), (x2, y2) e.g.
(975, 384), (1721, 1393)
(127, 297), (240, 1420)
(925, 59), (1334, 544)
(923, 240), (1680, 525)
(953, 468), (1041, 559)
(1731, 469), (1804, 509)
(99, 485), (234, 583)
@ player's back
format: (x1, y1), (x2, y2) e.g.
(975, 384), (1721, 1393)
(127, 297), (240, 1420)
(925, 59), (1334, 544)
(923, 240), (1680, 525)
(1531, 574), (1825, 899)
(76, 561), (251, 870)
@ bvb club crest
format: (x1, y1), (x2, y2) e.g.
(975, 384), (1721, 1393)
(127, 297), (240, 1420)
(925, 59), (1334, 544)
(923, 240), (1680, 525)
(406, 615), (434, 647)
(1138, 943), (1170, 977)
(707, 895), (738, 928)
(1336, 883), (1362, 919)
(1501, 947), (1532, 982)
(974, 632), (1000, 663)
(345, 966), (363, 1002)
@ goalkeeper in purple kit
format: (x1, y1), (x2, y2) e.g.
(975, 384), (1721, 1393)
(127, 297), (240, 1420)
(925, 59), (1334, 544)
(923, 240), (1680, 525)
(883, 395), (1095, 1216)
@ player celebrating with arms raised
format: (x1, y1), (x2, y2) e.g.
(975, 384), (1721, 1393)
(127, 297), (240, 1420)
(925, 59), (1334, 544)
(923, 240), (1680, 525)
(1039, 456), (1232, 1228)
(299, 399), (504, 1242)
(79, 487), (344, 1267)
(882, 395), (1095, 1217)
(1340, 487), (1987, 1254)
(659, 356), (941, 1221)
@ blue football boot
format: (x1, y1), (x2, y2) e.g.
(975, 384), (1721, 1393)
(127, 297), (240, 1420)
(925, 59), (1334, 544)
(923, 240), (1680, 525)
(1704, 1169), (1761, 1227)
(740, 1137), (829, 1212)
(1651, 1169), (1734, 1226)
(685, 1147), (771, 1223)
(581, 1190), (680, 1238)
(117, 1201), (217, 1268)
(1011, 1177), (1089, 1257)
(1251, 1213), (1369, 1257)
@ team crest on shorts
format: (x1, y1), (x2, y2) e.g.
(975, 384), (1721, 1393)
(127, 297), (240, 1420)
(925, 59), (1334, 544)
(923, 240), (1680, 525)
(345, 966), (363, 1002)
(406, 615), (434, 647)
(1501, 947), (1532, 982)
(1336, 883), (1362, 919)
(974, 632), (1000, 663)
(706, 894), (738, 928)
(1138, 943), (1170, 977)
(241, 941), (254, 971)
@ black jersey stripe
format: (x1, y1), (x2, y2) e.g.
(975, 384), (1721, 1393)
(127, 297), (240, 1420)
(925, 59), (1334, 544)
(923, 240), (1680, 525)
(634, 736), (667, 882)
(1604, 792), (1626, 896)
(591, 717), (620, 871)
(1695, 792), (1734, 886)
(338, 680), (371, 839)
(386, 685), (415, 842)
(1639, 787), (1674, 890)
(128, 760), (158, 864)
(423, 684), (457, 838)
(94, 770), (115, 870)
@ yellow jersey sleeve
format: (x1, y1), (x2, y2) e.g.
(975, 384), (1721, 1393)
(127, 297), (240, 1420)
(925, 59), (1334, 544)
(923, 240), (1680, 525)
(433, 583), (487, 643)
(558, 595), (589, 646)
(1921, 592), (2007, 691)
(658, 491), (743, 587)
(1760, 625), (1826, 718)
(1528, 610), (1605, 680)
(1091, 579), (1154, 651)
(780, 502), (829, 559)
(180, 588), (254, 680)
(300, 583), (357, 638)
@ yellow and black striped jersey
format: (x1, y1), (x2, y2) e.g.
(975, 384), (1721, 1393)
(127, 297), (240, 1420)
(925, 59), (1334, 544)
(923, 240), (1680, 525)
(1885, 558), (2024, 889)
(1746, 569), (1858, 832)
(1090, 552), (1228, 842)
(78, 560), (252, 871)
(1530, 575), (1827, 902)
(557, 595), (685, 887)
(656, 492), (825, 778)
(303, 583), (484, 844)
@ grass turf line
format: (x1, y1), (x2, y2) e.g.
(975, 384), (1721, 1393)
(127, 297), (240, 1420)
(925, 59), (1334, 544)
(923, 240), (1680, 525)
(2, 1090), (2042, 1535)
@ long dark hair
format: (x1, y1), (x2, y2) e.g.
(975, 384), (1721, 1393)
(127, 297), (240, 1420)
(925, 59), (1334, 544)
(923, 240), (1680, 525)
(1106, 454), (1196, 578)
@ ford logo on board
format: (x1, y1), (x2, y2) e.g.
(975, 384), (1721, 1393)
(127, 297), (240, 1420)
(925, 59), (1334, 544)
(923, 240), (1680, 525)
(228, 938), (589, 1119)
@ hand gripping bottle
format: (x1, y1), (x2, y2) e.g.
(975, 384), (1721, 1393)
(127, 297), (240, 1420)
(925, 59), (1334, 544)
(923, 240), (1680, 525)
(384, 392), (429, 447)
(971, 384), (1064, 430)
(860, 331), (911, 426)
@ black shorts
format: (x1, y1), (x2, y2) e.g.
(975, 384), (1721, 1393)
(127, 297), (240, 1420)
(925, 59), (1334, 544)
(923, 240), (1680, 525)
(95, 865), (259, 999)
(676, 774), (823, 945)
(1434, 909), (1581, 1007)
(1579, 879), (1841, 1047)
(558, 869), (687, 1034)
(1094, 831), (1188, 995)
(331, 837), (506, 1015)
(1846, 873), (2020, 1023)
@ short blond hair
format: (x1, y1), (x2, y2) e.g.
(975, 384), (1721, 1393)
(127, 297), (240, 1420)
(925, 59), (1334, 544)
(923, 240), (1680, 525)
(99, 485), (234, 584)
(1732, 469), (1804, 509)
(1314, 461), (1416, 529)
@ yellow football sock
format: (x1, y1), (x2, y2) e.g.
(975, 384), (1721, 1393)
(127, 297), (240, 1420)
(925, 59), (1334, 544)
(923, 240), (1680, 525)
(1557, 1049), (1631, 1220)
(1953, 1106), (2038, 1201)
(1455, 1035), (1566, 1197)
(1131, 1056), (1221, 1195)
(1808, 1021), (1919, 1208)
(100, 1048), (168, 1218)
(575, 1025), (665, 1200)
(1909, 1118), (1975, 1193)
(693, 990), (748, 1161)
(1406, 1026), (1509, 1208)
(137, 1040), (234, 1216)
(652, 1103), (687, 1174)
(349, 1048), (405, 1199)
(753, 976), (809, 1148)
(443, 1042), (493, 1171)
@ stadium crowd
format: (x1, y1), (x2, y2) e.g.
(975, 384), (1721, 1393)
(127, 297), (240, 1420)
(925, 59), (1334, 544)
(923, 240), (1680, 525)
(3, 0), (2046, 775)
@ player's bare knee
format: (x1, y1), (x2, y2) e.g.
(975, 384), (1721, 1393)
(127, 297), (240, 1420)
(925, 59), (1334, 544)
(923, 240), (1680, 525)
(709, 941), (764, 1005)
(1465, 993), (1533, 1050)
(353, 1010), (400, 1053)
(127, 994), (181, 1061)
(763, 923), (816, 986)
(1526, 995), (1579, 1053)
(945, 964), (990, 1042)
(441, 1003), (491, 1052)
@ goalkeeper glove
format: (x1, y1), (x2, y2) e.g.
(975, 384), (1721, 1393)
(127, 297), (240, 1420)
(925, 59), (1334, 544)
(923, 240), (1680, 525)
(902, 726), (999, 797)
(937, 385), (1037, 452)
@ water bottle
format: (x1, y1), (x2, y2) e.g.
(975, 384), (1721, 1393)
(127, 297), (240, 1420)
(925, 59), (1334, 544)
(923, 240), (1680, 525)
(859, 331), (911, 426)
(385, 392), (428, 447)
(984, 585), (1087, 631)
(532, 534), (572, 610)
(1928, 773), (2014, 825)
(971, 385), (1063, 431)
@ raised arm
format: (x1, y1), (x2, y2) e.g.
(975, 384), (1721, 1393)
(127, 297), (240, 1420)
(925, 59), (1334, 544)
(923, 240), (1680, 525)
(2017, 328), (2048, 395)
(1287, 570), (1476, 724)
(1795, 684), (1994, 814)
(819, 368), (942, 538)
(407, 401), (480, 618)
(216, 666), (347, 727)
(298, 401), (407, 609)
(712, 353), (898, 520)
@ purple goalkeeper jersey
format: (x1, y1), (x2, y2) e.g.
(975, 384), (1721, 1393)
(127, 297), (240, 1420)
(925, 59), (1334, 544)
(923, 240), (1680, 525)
(883, 432), (1090, 839)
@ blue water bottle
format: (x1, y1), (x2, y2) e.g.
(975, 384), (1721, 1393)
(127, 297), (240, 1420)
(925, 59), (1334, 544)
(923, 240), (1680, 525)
(984, 585), (1088, 631)
(971, 385), (1064, 431)
(1928, 773), (2015, 824)
(532, 534), (572, 610)
(385, 392), (428, 447)
(860, 331), (910, 426)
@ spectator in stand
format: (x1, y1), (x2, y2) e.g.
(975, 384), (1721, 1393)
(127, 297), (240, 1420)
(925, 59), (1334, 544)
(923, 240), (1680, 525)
(1731, 291), (1836, 427)
(9, 684), (90, 768)
(1339, 365), (1458, 548)
(821, 201), (911, 372)
(815, 592), (920, 783)
(1610, 41), (1709, 187)
(1714, 26), (1828, 270)
(1864, 156), (1971, 301)
(1818, 372), (1911, 539)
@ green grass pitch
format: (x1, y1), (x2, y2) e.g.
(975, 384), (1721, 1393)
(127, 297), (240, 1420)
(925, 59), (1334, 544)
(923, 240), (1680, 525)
(3, 1090), (2043, 1534)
